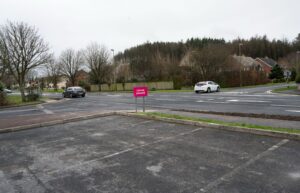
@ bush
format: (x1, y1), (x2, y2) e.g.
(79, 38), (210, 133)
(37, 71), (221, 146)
(25, 86), (41, 102)
(0, 81), (4, 91)
(296, 74), (300, 84)
(78, 80), (91, 92)
(26, 93), (40, 102)
(0, 81), (8, 106)
(173, 75), (183, 90)
(272, 78), (285, 83)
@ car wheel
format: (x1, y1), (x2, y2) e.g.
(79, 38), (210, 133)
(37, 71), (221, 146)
(216, 87), (220, 92)
(195, 91), (199, 94)
(207, 88), (211, 93)
(82, 94), (85, 97)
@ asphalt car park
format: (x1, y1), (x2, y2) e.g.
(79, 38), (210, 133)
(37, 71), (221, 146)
(0, 115), (299, 193)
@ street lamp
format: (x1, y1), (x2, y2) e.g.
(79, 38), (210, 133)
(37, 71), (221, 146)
(297, 51), (300, 74)
(111, 49), (116, 91)
(239, 43), (243, 87)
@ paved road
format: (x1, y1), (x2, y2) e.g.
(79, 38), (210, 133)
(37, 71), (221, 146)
(0, 84), (299, 129)
(1, 115), (299, 193)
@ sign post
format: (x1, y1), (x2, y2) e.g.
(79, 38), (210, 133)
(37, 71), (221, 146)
(133, 86), (148, 112)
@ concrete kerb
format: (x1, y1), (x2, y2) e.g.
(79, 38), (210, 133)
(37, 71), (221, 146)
(0, 112), (116, 134)
(1, 111), (299, 141)
(116, 112), (300, 141)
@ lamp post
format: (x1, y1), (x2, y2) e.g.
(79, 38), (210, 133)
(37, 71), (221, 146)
(111, 49), (116, 91)
(239, 43), (243, 87)
(297, 51), (300, 89)
(297, 51), (300, 74)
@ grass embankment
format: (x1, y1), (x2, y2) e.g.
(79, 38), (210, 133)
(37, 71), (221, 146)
(272, 86), (298, 93)
(140, 112), (300, 134)
(4, 95), (45, 107)
(43, 88), (64, 93)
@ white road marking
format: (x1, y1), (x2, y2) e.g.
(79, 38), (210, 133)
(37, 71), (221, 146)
(200, 139), (289, 192)
(37, 104), (54, 114)
(272, 104), (300, 108)
(106, 95), (121, 97)
(47, 127), (204, 175)
(154, 98), (178, 101)
(285, 110), (300, 113)
(227, 99), (269, 103)
(196, 100), (228, 104)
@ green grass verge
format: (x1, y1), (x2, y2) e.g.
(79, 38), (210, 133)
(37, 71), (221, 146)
(273, 86), (298, 92)
(5, 95), (45, 106)
(140, 112), (300, 134)
(43, 88), (64, 93)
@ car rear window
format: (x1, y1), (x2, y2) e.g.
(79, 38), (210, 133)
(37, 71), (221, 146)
(196, 83), (206, 86)
(75, 88), (83, 91)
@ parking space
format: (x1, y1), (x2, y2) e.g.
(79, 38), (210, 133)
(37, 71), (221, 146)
(0, 115), (299, 193)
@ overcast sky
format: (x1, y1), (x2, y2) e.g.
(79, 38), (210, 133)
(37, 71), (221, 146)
(1, 0), (299, 56)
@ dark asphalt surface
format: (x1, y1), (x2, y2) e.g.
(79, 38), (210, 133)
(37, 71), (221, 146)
(0, 83), (299, 129)
(1, 115), (299, 193)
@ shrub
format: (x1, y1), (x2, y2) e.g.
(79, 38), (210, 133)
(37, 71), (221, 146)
(296, 74), (300, 84)
(0, 81), (8, 106)
(78, 80), (91, 92)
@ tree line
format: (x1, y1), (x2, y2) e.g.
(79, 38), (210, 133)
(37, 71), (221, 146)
(115, 35), (300, 87)
(1, 20), (300, 102)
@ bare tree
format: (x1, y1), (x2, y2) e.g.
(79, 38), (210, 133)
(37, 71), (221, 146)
(59, 49), (84, 86)
(45, 56), (61, 90)
(0, 21), (50, 101)
(189, 44), (231, 82)
(84, 43), (110, 91)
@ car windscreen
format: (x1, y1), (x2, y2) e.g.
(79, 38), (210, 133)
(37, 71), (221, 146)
(74, 88), (83, 91)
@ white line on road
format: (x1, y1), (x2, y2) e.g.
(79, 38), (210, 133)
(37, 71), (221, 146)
(200, 139), (289, 192)
(285, 110), (300, 113)
(271, 104), (300, 108)
(37, 104), (54, 114)
(154, 98), (178, 101)
(227, 99), (269, 103)
(47, 127), (204, 175)
(196, 100), (228, 104)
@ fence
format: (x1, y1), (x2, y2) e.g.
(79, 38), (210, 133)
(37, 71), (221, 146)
(90, 81), (174, 92)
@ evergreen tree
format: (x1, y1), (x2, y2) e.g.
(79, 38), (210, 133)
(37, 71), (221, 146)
(268, 64), (284, 80)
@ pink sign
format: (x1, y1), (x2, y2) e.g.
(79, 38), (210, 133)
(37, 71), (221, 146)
(133, 86), (148, 97)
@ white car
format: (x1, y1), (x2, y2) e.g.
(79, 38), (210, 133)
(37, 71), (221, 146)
(4, 88), (12, 93)
(194, 81), (220, 93)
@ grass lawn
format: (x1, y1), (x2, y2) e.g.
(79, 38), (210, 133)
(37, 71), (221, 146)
(140, 112), (300, 135)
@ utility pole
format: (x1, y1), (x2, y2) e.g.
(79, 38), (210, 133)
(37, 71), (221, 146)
(297, 51), (300, 75)
(239, 43), (243, 87)
(111, 49), (116, 92)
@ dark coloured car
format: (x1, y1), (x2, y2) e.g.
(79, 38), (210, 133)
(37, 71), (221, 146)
(63, 87), (86, 98)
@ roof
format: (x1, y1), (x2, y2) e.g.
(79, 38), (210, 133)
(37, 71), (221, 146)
(232, 55), (259, 67)
(260, 57), (277, 67)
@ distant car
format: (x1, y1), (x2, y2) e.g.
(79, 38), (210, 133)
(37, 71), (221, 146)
(3, 89), (12, 93)
(63, 86), (86, 98)
(194, 81), (220, 93)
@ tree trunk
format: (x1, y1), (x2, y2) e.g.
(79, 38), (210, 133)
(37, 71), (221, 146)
(19, 81), (26, 102)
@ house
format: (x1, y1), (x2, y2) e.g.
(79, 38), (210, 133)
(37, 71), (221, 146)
(255, 57), (277, 77)
(256, 57), (291, 78)
(232, 55), (263, 71)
